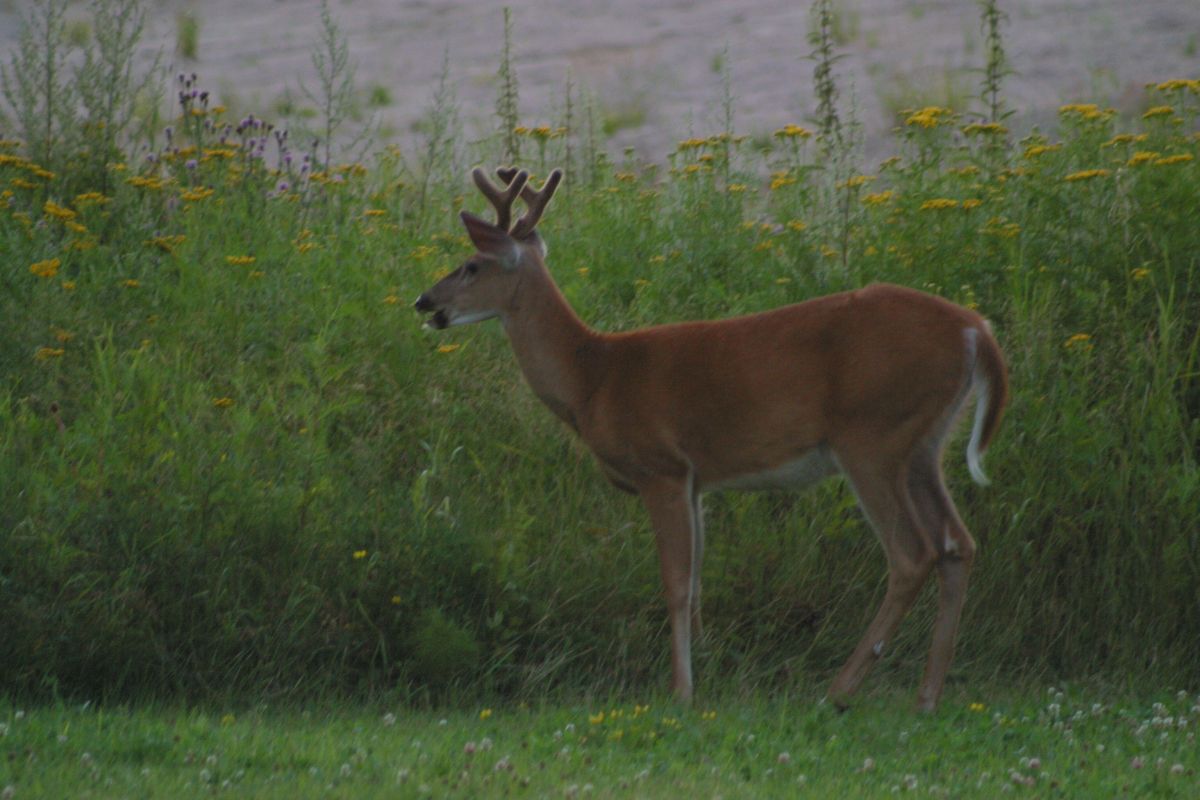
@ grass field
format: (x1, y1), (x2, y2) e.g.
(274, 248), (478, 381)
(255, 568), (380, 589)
(2, 686), (1198, 798)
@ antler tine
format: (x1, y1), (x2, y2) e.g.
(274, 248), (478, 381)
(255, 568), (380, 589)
(507, 168), (564, 240)
(472, 166), (528, 231)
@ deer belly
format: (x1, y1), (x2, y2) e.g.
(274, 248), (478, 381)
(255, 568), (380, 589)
(704, 447), (838, 492)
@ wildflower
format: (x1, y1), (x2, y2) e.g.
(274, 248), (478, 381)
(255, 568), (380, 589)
(181, 186), (214, 202)
(436, 344), (461, 354)
(588, 711), (604, 725)
(969, 702), (987, 712)
(862, 190), (894, 206)
(576, 267), (590, 277)
(701, 710), (717, 720)
(1064, 333), (1092, 349)
(383, 294), (400, 305)
(43, 200), (76, 221)
(727, 183), (747, 194)
(962, 122), (1007, 136)
(1023, 143), (1061, 159)
(126, 175), (165, 191)
(61, 280), (76, 290)
(30, 258), (61, 278)
(676, 137), (707, 151)
(1064, 169), (1110, 182)
(352, 549), (367, 560)
(1154, 154), (1193, 166)
(1132, 267), (1151, 281)
(905, 106), (953, 128)
(121, 279), (140, 288)
(479, 708), (493, 720)
(1127, 151), (1161, 167)
(35, 347), (65, 361)
(296, 241), (319, 254)
(1059, 103), (1113, 121)
(1142, 105), (1174, 119)
(838, 174), (875, 190)
(961, 198), (983, 210)
(1104, 133), (1148, 147)
(54, 329), (73, 343)
(769, 172), (797, 190)
(364, 208), (386, 217)
(786, 220), (807, 232)
(212, 397), (234, 408)
(774, 124), (813, 139)
(248, 270), (265, 279)
(390, 595), (402, 605)
(225, 255), (257, 266)
(775, 277), (791, 285)
(920, 198), (959, 211)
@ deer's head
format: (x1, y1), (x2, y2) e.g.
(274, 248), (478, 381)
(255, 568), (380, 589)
(414, 167), (562, 329)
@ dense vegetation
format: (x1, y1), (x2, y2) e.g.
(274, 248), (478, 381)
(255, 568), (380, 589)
(1, 0), (1197, 707)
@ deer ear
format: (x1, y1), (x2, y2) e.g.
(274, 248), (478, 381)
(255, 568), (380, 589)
(460, 211), (519, 268)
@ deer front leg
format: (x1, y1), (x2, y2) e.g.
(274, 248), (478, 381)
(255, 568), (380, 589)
(690, 490), (705, 640)
(641, 476), (698, 703)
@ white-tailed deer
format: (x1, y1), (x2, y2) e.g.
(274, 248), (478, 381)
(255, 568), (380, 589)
(414, 167), (1008, 711)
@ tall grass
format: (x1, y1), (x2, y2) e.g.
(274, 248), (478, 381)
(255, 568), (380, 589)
(0, 2), (1198, 704)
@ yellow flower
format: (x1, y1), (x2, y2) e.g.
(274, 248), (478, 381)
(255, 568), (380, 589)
(126, 175), (165, 190)
(838, 174), (875, 189)
(121, 279), (140, 288)
(1064, 169), (1110, 182)
(353, 549), (367, 560)
(786, 220), (807, 232)
(43, 200), (76, 221)
(54, 328), (73, 343)
(1154, 79), (1200, 93)
(180, 186), (214, 202)
(30, 258), (61, 278)
(961, 198), (983, 210)
(726, 183), (746, 194)
(383, 294), (400, 305)
(1131, 267), (1151, 281)
(1154, 154), (1193, 166)
(577, 267), (590, 277)
(962, 122), (1007, 136)
(35, 347), (65, 361)
(436, 344), (461, 354)
(862, 190), (894, 206)
(148, 234), (187, 253)
(1127, 151), (1161, 167)
(1023, 143), (1061, 159)
(773, 123), (813, 139)
(225, 255), (257, 266)
(390, 595), (402, 605)
(363, 208), (386, 217)
(1142, 105), (1174, 119)
(479, 708), (493, 720)
(212, 396), (234, 408)
(701, 710), (717, 720)
(676, 137), (707, 151)
(588, 711), (605, 725)
(61, 280), (76, 290)
(1064, 333), (1092, 349)
(905, 106), (953, 129)
(969, 702), (986, 712)
(920, 198), (959, 211)
(769, 172), (797, 191)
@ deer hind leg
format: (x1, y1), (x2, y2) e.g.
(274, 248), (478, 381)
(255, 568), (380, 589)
(827, 457), (937, 709)
(690, 489), (705, 640)
(640, 475), (699, 703)
(906, 459), (977, 712)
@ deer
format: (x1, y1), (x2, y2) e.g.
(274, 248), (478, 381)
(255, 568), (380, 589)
(414, 166), (1008, 712)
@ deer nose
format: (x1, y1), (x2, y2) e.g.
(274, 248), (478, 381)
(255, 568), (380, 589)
(414, 293), (434, 312)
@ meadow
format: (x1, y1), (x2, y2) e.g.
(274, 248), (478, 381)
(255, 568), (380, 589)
(0, 1), (1198, 794)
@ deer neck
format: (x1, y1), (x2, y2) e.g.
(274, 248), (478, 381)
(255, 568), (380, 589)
(500, 261), (600, 429)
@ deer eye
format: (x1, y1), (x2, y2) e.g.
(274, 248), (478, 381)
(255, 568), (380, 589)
(464, 262), (479, 276)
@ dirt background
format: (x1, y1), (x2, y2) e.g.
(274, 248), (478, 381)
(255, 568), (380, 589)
(2, 0), (1199, 162)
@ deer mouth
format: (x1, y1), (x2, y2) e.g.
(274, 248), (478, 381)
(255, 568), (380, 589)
(427, 309), (449, 329)
(414, 293), (449, 329)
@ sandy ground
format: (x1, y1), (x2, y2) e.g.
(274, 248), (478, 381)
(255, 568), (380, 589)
(1, 1), (1198, 163)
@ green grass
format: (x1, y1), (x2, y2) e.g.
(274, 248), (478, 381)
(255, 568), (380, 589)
(2, 686), (1196, 797)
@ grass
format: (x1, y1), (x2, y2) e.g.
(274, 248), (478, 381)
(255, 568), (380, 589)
(2, 686), (1196, 797)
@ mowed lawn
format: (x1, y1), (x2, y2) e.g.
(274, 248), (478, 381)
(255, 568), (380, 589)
(2, 685), (1196, 798)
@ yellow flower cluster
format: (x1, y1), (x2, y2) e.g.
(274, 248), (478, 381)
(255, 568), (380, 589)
(126, 175), (166, 191)
(905, 106), (954, 129)
(1154, 154), (1193, 166)
(1064, 333), (1092, 350)
(838, 174), (875, 190)
(920, 198), (959, 211)
(774, 123), (813, 139)
(225, 255), (257, 265)
(43, 200), (76, 221)
(212, 397), (235, 408)
(962, 122), (1007, 136)
(30, 258), (61, 278)
(769, 171), (796, 191)
(1154, 78), (1200, 93)
(513, 125), (567, 140)
(1103, 133), (1148, 147)
(1058, 103), (1114, 121)
(1023, 143), (1061, 159)
(862, 190), (895, 206)
(1142, 105), (1174, 119)
(181, 186), (214, 202)
(35, 347), (65, 361)
(1064, 169), (1110, 182)
(148, 234), (186, 253)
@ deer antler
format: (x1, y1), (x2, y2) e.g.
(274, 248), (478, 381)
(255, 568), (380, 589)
(472, 167), (528, 231)
(496, 167), (563, 239)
